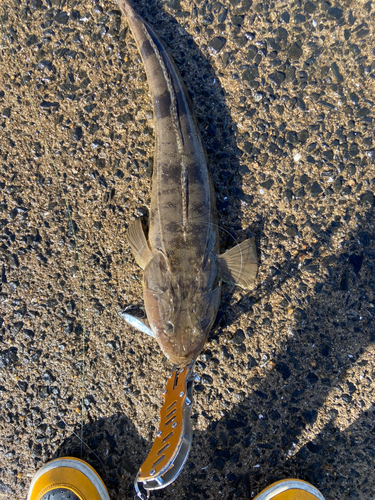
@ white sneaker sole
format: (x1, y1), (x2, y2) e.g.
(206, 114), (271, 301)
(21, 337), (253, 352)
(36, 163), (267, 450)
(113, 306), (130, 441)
(255, 479), (325, 500)
(27, 457), (110, 500)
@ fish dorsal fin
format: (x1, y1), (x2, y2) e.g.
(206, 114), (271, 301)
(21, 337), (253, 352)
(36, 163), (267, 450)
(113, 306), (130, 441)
(127, 218), (152, 269)
(218, 238), (258, 289)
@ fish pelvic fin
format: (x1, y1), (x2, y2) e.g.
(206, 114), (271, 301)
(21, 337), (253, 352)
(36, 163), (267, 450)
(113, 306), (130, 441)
(218, 237), (258, 289)
(127, 218), (152, 269)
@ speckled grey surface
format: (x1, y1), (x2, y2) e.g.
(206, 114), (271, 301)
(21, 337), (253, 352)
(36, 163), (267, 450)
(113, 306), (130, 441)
(0, 0), (374, 499)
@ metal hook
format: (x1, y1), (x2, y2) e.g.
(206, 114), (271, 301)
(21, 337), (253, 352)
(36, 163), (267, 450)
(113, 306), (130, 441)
(134, 475), (151, 500)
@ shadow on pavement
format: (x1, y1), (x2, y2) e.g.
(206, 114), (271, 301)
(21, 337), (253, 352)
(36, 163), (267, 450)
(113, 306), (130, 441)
(44, 2), (375, 500)
(55, 210), (374, 500)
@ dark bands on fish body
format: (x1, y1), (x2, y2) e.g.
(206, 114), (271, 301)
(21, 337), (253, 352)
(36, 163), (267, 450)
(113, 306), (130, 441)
(119, 0), (222, 366)
(154, 90), (172, 120)
(140, 39), (154, 59)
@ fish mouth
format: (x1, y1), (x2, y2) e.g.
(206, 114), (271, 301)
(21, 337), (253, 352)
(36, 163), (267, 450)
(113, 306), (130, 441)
(170, 357), (195, 369)
(159, 339), (205, 368)
(164, 349), (197, 368)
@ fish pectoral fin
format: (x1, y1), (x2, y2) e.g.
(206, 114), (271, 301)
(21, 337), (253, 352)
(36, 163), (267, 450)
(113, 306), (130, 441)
(218, 237), (258, 289)
(119, 310), (155, 338)
(127, 218), (152, 269)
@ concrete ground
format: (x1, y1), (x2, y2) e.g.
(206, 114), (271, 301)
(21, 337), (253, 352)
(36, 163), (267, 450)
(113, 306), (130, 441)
(0, 0), (374, 498)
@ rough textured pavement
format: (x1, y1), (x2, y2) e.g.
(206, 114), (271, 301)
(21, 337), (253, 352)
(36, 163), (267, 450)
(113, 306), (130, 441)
(0, 0), (374, 499)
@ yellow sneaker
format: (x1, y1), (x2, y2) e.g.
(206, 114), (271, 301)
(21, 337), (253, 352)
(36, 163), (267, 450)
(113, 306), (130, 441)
(254, 479), (325, 500)
(27, 457), (110, 500)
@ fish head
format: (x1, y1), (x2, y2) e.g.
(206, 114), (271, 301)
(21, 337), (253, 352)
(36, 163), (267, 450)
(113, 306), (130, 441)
(143, 250), (221, 367)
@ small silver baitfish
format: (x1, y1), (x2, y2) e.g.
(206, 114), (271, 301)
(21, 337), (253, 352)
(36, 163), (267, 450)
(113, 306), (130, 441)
(117, 0), (258, 367)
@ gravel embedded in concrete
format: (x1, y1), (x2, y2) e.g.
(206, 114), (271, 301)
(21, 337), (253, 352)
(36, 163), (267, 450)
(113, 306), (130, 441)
(0, 0), (374, 499)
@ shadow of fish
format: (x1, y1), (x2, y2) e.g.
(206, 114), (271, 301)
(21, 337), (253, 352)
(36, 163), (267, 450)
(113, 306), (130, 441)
(117, 0), (258, 367)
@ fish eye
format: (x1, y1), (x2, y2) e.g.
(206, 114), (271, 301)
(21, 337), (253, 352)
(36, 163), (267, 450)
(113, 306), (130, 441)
(164, 321), (174, 335)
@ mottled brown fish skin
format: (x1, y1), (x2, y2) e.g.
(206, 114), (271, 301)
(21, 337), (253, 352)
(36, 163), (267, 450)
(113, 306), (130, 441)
(117, 0), (221, 366)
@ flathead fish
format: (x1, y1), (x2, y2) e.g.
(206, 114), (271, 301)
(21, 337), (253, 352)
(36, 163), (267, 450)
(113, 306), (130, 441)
(118, 0), (258, 367)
